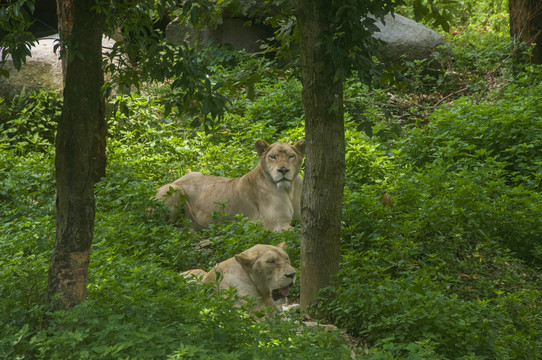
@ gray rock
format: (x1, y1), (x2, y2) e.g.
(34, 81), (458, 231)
(165, 19), (196, 45)
(201, 18), (274, 53)
(166, 18), (273, 53)
(0, 35), (116, 101)
(166, 13), (445, 65)
(374, 14), (446, 63)
(0, 36), (62, 101)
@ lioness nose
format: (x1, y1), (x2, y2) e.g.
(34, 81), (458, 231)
(278, 166), (289, 175)
(285, 271), (296, 279)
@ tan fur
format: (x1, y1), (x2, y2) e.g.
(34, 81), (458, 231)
(181, 268), (207, 282)
(181, 243), (296, 316)
(155, 140), (305, 232)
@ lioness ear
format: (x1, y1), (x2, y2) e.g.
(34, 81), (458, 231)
(276, 242), (287, 250)
(293, 140), (305, 155)
(235, 252), (255, 268)
(255, 140), (270, 156)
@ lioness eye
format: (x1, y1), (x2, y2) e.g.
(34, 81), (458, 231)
(268, 155), (277, 161)
(266, 259), (275, 264)
(289, 154), (296, 160)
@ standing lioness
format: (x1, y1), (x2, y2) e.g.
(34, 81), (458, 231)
(155, 140), (305, 231)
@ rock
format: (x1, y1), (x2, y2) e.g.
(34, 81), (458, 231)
(167, 13), (445, 64)
(166, 17), (273, 53)
(373, 14), (446, 64)
(195, 239), (213, 250)
(301, 321), (339, 332)
(0, 36), (62, 101)
(165, 19), (197, 45)
(201, 18), (274, 53)
(0, 35), (116, 101)
(282, 303), (301, 312)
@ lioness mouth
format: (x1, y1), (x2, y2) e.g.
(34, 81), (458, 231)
(272, 286), (290, 301)
(275, 179), (291, 190)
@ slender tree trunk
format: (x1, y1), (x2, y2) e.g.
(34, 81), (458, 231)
(509, 0), (542, 64)
(48, 0), (106, 309)
(296, 0), (345, 310)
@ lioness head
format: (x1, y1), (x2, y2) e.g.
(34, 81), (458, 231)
(255, 140), (305, 190)
(234, 243), (296, 305)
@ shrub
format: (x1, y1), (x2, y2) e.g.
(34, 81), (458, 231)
(394, 82), (542, 264)
(401, 84), (542, 189)
(0, 131), (349, 360)
(319, 274), (499, 359)
(245, 79), (304, 133)
(0, 89), (61, 153)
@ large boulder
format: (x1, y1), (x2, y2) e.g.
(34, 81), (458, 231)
(374, 14), (446, 64)
(202, 18), (274, 53)
(0, 35), (116, 101)
(0, 36), (63, 100)
(166, 18), (274, 53)
(166, 13), (445, 65)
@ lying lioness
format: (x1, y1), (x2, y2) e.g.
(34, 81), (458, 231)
(155, 140), (305, 231)
(182, 243), (296, 315)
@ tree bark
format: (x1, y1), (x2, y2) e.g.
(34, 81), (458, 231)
(509, 0), (542, 64)
(295, 0), (345, 310)
(48, 0), (106, 309)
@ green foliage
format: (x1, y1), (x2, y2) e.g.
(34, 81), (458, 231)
(344, 130), (396, 188)
(398, 0), (508, 32)
(394, 85), (542, 265)
(326, 0), (405, 83)
(402, 88), (542, 188)
(445, 24), (514, 76)
(98, 0), (230, 131)
(0, 135), (349, 359)
(0, 89), (61, 153)
(2, 256), (348, 359)
(243, 78), (304, 133)
(0, 0), (36, 74)
(320, 274), (499, 358)
(315, 4), (542, 356)
(399, 0), (465, 32)
(320, 62), (542, 360)
(215, 0), (406, 83)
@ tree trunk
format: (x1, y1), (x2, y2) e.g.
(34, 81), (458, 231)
(509, 0), (542, 64)
(47, 0), (106, 309)
(295, 0), (345, 311)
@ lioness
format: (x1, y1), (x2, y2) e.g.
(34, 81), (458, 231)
(182, 243), (296, 316)
(155, 140), (305, 232)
